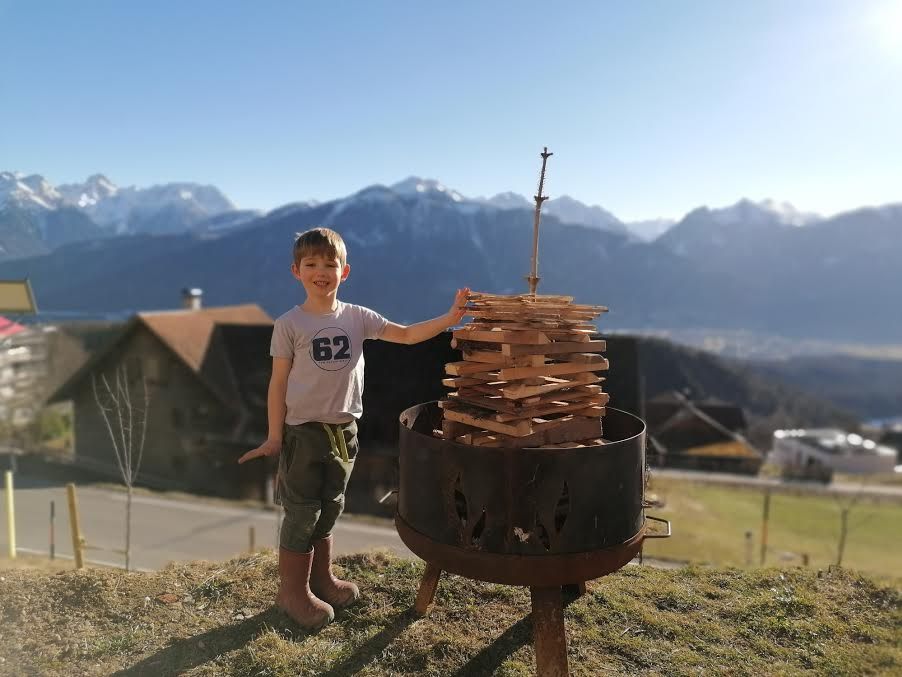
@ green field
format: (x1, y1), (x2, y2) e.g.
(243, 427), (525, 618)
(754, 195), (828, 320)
(642, 477), (902, 580)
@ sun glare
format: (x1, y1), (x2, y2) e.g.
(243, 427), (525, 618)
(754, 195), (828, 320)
(867, 0), (902, 60)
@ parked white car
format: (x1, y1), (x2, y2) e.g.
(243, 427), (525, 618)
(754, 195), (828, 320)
(769, 428), (897, 475)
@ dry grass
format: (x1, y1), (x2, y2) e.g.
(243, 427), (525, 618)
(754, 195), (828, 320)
(1, 549), (899, 676)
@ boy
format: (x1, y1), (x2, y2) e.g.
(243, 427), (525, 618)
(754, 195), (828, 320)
(239, 227), (468, 630)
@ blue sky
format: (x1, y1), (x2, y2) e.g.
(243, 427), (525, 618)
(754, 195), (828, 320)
(1, 0), (900, 221)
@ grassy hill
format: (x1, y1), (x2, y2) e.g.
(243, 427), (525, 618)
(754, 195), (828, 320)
(636, 337), (861, 448)
(1, 551), (899, 676)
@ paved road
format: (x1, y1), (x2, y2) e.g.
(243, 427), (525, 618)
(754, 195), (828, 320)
(1, 477), (413, 571)
(652, 468), (902, 500)
(2, 475), (684, 573)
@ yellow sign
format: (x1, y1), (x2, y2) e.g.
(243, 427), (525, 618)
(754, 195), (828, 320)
(0, 280), (37, 314)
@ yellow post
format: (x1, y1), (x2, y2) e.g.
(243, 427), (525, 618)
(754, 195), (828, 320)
(4, 471), (15, 559)
(66, 483), (85, 569)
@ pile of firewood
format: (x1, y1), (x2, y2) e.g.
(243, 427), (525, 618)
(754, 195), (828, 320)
(438, 292), (610, 448)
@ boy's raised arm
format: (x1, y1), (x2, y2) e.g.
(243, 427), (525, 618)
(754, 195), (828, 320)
(380, 287), (469, 345)
(238, 356), (292, 463)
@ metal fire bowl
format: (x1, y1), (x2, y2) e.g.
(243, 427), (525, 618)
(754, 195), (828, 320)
(397, 403), (648, 585)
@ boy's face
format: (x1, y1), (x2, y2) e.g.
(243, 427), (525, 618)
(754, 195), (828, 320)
(291, 253), (350, 301)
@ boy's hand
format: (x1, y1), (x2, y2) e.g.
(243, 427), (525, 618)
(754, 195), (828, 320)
(238, 439), (281, 464)
(447, 287), (470, 325)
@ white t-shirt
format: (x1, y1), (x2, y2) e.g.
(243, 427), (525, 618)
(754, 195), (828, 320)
(270, 302), (388, 425)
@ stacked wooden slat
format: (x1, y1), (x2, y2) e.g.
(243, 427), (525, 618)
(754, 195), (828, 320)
(438, 292), (610, 448)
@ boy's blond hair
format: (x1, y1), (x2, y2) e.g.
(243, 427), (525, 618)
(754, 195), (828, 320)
(293, 227), (347, 267)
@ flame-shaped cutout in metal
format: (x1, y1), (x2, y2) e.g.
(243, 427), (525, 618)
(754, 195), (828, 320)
(554, 481), (570, 534)
(534, 512), (551, 551)
(471, 508), (487, 545)
(453, 474), (468, 526)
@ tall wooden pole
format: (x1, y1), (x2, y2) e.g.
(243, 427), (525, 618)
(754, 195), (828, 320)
(4, 471), (15, 559)
(760, 489), (771, 565)
(66, 483), (85, 569)
(527, 147), (553, 295)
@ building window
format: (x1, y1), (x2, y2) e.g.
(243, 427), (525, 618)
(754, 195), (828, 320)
(144, 356), (168, 386)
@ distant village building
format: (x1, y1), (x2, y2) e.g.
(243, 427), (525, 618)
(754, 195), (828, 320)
(645, 393), (762, 474)
(48, 297), (274, 497)
(0, 316), (84, 431)
(768, 428), (897, 476)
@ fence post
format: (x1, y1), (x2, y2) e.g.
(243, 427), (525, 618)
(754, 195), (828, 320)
(66, 483), (85, 569)
(760, 489), (771, 565)
(50, 500), (56, 560)
(249, 525), (256, 553)
(4, 471), (15, 559)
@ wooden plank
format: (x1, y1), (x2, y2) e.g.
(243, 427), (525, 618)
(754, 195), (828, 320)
(502, 340), (606, 357)
(564, 353), (608, 365)
(466, 310), (599, 321)
(501, 373), (601, 399)
(504, 416), (602, 447)
(453, 328), (550, 345)
(440, 404), (534, 437)
(442, 376), (492, 388)
(468, 292), (574, 303)
(453, 337), (522, 352)
(497, 359), (609, 381)
(529, 414), (601, 433)
(511, 390), (607, 408)
(468, 302), (607, 313)
(542, 331), (593, 342)
(495, 401), (607, 422)
(462, 350), (545, 367)
(445, 361), (501, 377)
(441, 418), (479, 439)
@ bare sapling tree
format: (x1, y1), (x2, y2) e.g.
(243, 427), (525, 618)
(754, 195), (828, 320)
(834, 483), (868, 567)
(92, 364), (149, 571)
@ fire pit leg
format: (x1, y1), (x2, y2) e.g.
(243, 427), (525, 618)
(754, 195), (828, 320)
(530, 586), (570, 677)
(414, 562), (442, 615)
(562, 582), (587, 597)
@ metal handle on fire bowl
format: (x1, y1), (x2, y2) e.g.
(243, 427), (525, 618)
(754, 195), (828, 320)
(643, 515), (672, 539)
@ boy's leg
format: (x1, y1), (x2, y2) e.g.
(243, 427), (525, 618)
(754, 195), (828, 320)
(276, 424), (335, 629)
(310, 420), (358, 539)
(279, 424), (330, 552)
(310, 420), (360, 607)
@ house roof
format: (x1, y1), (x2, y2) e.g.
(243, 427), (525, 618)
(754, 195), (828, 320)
(0, 315), (27, 339)
(645, 394), (760, 458)
(138, 305), (272, 373)
(47, 304), (273, 408)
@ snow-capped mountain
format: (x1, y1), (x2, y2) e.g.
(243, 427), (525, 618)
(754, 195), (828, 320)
(542, 195), (629, 236)
(481, 191), (533, 210)
(0, 171), (244, 258)
(626, 218), (676, 241)
(55, 174), (235, 234)
(3, 184), (900, 343)
(657, 198), (824, 257)
(390, 177), (465, 203)
(0, 172), (64, 210)
(682, 198), (822, 231)
(479, 189), (631, 235)
(57, 173), (118, 208)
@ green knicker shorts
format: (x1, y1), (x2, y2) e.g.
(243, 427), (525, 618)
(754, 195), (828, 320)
(277, 419), (358, 553)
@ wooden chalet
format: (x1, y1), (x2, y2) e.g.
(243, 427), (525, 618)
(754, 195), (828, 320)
(48, 304), (274, 497)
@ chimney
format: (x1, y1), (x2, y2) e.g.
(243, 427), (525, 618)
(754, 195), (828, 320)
(181, 287), (203, 310)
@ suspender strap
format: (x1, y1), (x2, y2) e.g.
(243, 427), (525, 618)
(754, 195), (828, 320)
(322, 423), (350, 463)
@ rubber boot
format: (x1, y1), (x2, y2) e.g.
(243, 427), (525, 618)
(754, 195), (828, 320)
(276, 547), (334, 631)
(310, 535), (360, 609)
